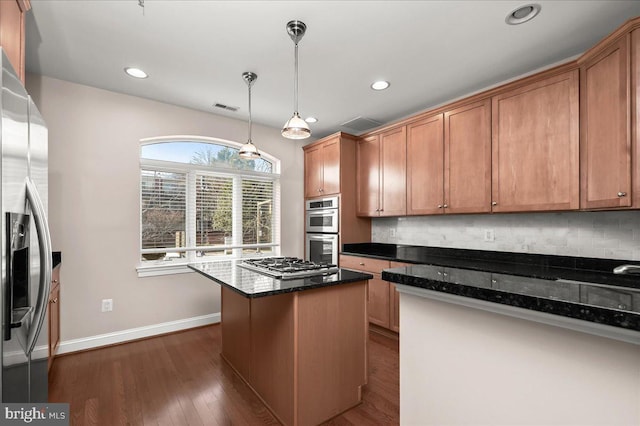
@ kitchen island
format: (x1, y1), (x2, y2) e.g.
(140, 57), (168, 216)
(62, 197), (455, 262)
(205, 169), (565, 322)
(189, 261), (373, 426)
(343, 243), (640, 425)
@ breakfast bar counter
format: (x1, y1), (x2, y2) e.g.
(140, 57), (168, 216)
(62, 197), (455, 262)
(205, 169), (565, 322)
(189, 261), (372, 426)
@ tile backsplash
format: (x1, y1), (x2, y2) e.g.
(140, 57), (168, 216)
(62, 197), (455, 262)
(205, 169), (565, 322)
(372, 210), (640, 260)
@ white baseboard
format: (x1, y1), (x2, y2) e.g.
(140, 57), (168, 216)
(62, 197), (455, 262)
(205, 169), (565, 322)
(57, 312), (221, 355)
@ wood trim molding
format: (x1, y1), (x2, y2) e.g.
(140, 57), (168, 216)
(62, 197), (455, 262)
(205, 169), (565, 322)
(578, 16), (640, 64)
(362, 61), (578, 138)
(302, 131), (357, 151)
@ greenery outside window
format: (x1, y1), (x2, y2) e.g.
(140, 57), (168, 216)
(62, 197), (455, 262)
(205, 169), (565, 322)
(138, 136), (280, 275)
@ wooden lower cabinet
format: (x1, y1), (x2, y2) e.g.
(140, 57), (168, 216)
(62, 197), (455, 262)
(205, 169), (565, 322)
(340, 254), (404, 333)
(48, 265), (61, 372)
(368, 277), (390, 328)
(221, 282), (368, 426)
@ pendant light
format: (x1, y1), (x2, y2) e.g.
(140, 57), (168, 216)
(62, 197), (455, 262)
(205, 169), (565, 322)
(239, 72), (261, 159)
(282, 20), (311, 140)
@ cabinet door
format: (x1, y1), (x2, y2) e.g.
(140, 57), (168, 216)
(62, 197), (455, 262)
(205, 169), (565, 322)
(304, 145), (323, 198)
(491, 70), (579, 212)
(407, 115), (444, 215)
(368, 277), (390, 329)
(445, 99), (492, 213)
(321, 137), (341, 196)
(356, 135), (381, 216)
(49, 285), (60, 353)
(580, 35), (631, 209)
(380, 127), (407, 216)
(0, 0), (28, 83)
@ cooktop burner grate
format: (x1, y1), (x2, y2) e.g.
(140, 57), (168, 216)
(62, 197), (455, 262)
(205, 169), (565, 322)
(239, 257), (338, 279)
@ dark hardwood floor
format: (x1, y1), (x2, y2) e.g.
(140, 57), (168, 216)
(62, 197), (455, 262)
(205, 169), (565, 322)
(49, 324), (399, 425)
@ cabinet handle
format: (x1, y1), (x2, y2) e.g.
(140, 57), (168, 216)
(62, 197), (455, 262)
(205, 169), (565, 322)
(52, 279), (58, 284)
(438, 205), (443, 209)
(618, 303), (628, 310)
(359, 262), (365, 266)
(491, 201), (497, 206)
(443, 204), (448, 208)
(617, 192), (627, 197)
(51, 298), (58, 304)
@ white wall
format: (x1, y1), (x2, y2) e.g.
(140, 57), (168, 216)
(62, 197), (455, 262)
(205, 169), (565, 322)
(373, 210), (640, 260)
(401, 293), (640, 425)
(26, 74), (305, 344)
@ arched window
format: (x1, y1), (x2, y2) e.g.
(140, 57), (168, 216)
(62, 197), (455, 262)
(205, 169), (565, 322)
(138, 136), (280, 274)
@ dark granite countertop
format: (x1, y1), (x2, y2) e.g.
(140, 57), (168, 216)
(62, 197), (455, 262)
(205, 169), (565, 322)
(52, 251), (61, 269)
(189, 261), (373, 298)
(343, 243), (640, 333)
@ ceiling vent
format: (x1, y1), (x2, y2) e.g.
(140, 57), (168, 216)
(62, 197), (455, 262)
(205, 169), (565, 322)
(213, 102), (239, 112)
(341, 116), (383, 132)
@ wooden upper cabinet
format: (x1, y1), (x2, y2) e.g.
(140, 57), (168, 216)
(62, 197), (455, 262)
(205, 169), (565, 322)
(0, 0), (30, 84)
(579, 34), (632, 209)
(304, 144), (323, 198)
(356, 135), (380, 216)
(445, 99), (492, 213)
(303, 135), (342, 198)
(491, 70), (579, 212)
(379, 126), (407, 216)
(321, 137), (340, 195)
(407, 114), (444, 215)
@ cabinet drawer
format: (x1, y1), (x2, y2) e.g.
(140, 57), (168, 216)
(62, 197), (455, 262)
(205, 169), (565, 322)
(340, 255), (390, 273)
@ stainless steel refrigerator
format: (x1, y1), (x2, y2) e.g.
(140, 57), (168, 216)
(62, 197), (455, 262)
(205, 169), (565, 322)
(0, 50), (52, 402)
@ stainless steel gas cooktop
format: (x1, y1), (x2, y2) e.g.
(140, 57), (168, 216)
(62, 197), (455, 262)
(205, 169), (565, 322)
(239, 257), (338, 279)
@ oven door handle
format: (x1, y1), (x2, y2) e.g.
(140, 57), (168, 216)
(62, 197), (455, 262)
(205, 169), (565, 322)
(307, 234), (338, 241)
(307, 209), (338, 217)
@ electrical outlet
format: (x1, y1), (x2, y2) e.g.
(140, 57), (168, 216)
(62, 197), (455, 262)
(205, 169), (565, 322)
(389, 228), (397, 238)
(483, 229), (495, 242)
(101, 299), (113, 312)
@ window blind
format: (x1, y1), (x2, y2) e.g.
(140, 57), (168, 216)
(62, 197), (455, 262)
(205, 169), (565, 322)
(140, 170), (187, 250)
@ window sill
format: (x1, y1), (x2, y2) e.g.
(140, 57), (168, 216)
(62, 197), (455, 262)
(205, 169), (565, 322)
(136, 262), (194, 278)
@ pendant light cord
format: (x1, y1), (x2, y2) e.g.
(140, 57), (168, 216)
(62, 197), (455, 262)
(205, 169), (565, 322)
(294, 42), (299, 114)
(248, 81), (253, 142)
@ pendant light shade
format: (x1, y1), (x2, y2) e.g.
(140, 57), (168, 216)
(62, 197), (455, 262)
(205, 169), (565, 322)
(239, 72), (261, 159)
(282, 20), (311, 140)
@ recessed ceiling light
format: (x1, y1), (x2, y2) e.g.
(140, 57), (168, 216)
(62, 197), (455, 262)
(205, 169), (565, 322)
(124, 67), (148, 79)
(371, 80), (390, 91)
(505, 4), (541, 25)
(305, 117), (318, 123)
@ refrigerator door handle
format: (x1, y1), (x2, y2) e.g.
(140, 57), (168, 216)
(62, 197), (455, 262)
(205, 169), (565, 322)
(24, 177), (52, 356)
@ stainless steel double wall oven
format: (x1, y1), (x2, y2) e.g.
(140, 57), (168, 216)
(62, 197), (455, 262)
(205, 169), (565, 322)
(305, 196), (339, 264)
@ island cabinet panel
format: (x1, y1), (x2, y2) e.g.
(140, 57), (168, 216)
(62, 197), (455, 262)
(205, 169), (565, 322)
(220, 282), (368, 426)
(491, 70), (579, 212)
(406, 114), (444, 215)
(297, 281), (367, 426)
(444, 99), (492, 213)
(251, 292), (296, 426)
(580, 35), (632, 209)
(220, 287), (252, 380)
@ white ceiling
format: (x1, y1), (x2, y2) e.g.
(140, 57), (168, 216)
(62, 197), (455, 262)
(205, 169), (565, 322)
(25, 1), (640, 139)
